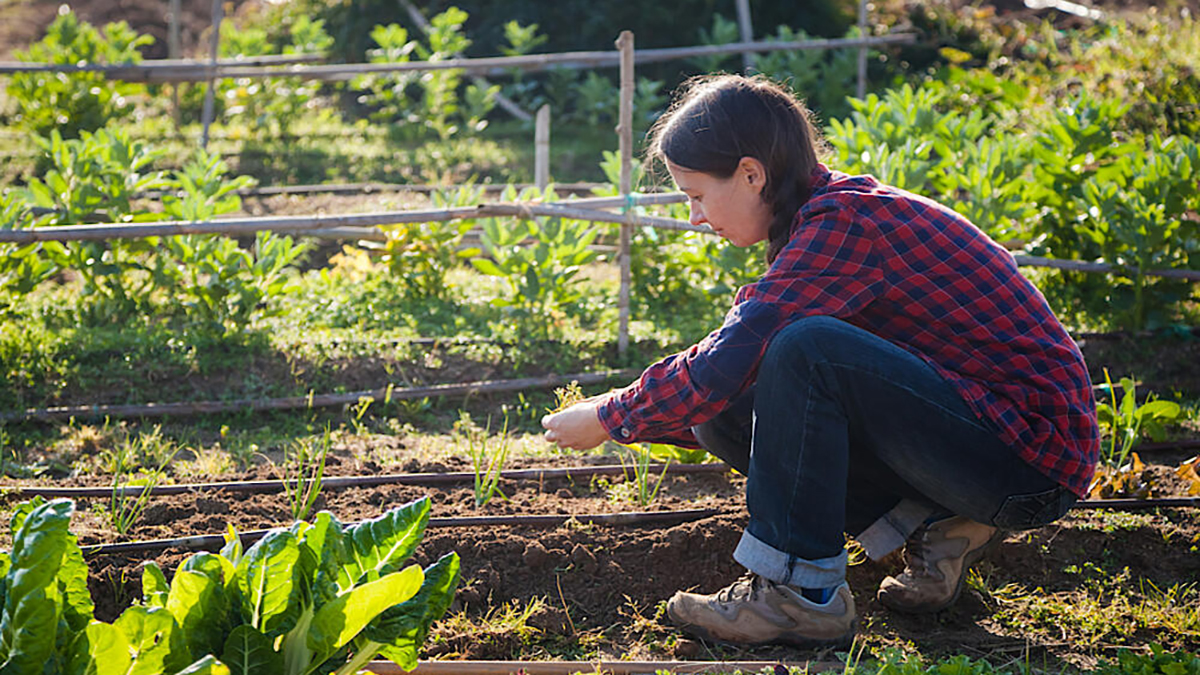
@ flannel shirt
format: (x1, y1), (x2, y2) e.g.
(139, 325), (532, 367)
(598, 164), (1100, 496)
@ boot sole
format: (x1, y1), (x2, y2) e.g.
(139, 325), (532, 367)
(878, 529), (1004, 614)
(674, 618), (858, 649)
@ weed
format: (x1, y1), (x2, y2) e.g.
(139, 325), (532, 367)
(107, 441), (178, 536)
(550, 380), (585, 413)
(349, 395), (373, 435)
(459, 413), (512, 509)
(615, 443), (669, 508)
(277, 427), (330, 521)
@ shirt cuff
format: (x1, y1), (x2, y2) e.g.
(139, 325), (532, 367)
(597, 390), (638, 443)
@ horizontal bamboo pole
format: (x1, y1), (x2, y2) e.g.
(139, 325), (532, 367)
(11, 463), (729, 499)
(0, 34), (917, 82)
(1011, 255), (1200, 281)
(0, 53), (326, 75)
(0, 368), (640, 423)
(79, 508), (722, 555)
(365, 660), (840, 675)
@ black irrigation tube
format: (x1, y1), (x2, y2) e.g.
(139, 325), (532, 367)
(78, 508), (723, 556)
(7, 463), (731, 499)
(1073, 498), (1200, 509)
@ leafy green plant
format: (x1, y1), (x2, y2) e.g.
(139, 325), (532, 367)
(6, 9), (151, 139)
(0, 192), (57, 316)
(472, 186), (600, 338)
(108, 437), (179, 536)
(615, 443), (669, 508)
(645, 442), (711, 465)
(754, 24), (861, 122)
(1096, 644), (1200, 675)
(1096, 372), (1183, 470)
(279, 428), (331, 522)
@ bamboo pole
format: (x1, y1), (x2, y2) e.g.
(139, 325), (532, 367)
(11, 463), (730, 499)
(535, 105), (551, 189)
(616, 31), (635, 357)
(169, 0), (182, 128)
(0, 34), (918, 81)
(365, 660), (842, 675)
(79, 509), (722, 555)
(856, 0), (869, 98)
(199, 0), (223, 150)
(735, 0), (755, 72)
(0, 369), (639, 424)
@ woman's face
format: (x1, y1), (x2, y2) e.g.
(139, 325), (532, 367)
(667, 157), (773, 247)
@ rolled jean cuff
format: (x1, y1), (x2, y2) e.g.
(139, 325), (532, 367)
(733, 530), (847, 588)
(855, 498), (939, 560)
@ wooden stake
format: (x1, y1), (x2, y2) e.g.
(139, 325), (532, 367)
(169, 0), (181, 128)
(616, 31), (635, 356)
(857, 0), (869, 98)
(199, 0), (223, 150)
(735, 0), (755, 72)
(535, 104), (551, 189)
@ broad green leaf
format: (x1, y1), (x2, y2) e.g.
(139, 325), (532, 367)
(337, 498), (430, 590)
(59, 528), (94, 632)
(0, 499), (73, 672)
(470, 258), (504, 277)
(167, 569), (227, 662)
(369, 552), (461, 671)
(307, 564), (423, 664)
(297, 512), (345, 610)
(235, 530), (301, 638)
(114, 605), (187, 674)
(221, 625), (282, 675)
(141, 563), (169, 609)
(64, 621), (132, 675)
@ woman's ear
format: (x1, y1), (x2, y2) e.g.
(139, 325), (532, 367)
(738, 156), (767, 196)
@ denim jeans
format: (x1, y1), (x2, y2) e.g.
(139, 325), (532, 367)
(692, 316), (1076, 588)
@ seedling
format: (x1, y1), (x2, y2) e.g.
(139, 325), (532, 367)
(279, 427), (330, 521)
(1091, 370), (1183, 499)
(350, 395), (374, 435)
(108, 442), (179, 536)
(549, 380), (585, 413)
(459, 413), (511, 508)
(617, 443), (669, 508)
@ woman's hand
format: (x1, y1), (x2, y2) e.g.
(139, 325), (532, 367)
(542, 398), (611, 450)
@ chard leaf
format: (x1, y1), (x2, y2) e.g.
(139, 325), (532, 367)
(221, 625), (282, 675)
(64, 621), (132, 675)
(59, 528), (94, 632)
(7, 496), (45, 536)
(235, 530), (301, 638)
(369, 552), (461, 671)
(167, 570), (227, 662)
(298, 512), (344, 610)
(220, 525), (242, 565)
(0, 499), (73, 672)
(175, 655), (231, 675)
(337, 498), (429, 591)
(307, 564), (423, 664)
(141, 563), (169, 609)
(114, 605), (186, 674)
(181, 552), (235, 590)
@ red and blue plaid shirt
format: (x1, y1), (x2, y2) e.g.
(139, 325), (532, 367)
(599, 164), (1099, 496)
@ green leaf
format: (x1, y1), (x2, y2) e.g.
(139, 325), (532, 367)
(59, 528), (94, 632)
(166, 569), (227, 662)
(307, 565), (423, 664)
(369, 552), (461, 671)
(174, 655), (231, 675)
(221, 625), (282, 675)
(297, 512), (345, 610)
(337, 498), (430, 591)
(235, 530), (301, 638)
(0, 499), (74, 672)
(470, 258), (504, 277)
(64, 621), (133, 675)
(114, 605), (186, 674)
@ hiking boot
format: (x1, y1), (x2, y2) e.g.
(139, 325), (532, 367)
(877, 515), (1002, 613)
(666, 574), (856, 647)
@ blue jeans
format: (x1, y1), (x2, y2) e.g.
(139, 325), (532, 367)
(692, 316), (1076, 588)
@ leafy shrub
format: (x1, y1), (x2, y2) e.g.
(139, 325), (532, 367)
(6, 8), (152, 139)
(0, 496), (458, 674)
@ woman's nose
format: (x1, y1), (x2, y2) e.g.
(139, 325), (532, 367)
(688, 206), (707, 226)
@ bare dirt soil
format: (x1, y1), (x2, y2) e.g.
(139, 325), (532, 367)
(6, 450), (1195, 668)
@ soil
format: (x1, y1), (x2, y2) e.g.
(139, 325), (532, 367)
(6, 450), (1197, 667)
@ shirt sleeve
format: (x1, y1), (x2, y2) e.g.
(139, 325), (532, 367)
(598, 205), (885, 444)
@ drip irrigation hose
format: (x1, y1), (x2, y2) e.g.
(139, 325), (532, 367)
(364, 660), (840, 675)
(78, 508), (723, 556)
(1073, 497), (1200, 509)
(6, 463), (731, 499)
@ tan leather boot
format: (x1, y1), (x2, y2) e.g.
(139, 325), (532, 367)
(667, 574), (856, 647)
(877, 515), (1002, 613)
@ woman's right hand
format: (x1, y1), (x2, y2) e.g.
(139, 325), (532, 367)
(541, 398), (612, 450)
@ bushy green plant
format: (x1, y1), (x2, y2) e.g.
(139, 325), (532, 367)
(1096, 373), (1183, 470)
(755, 25), (861, 123)
(6, 8), (151, 139)
(0, 496), (458, 674)
(471, 186), (601, 338)
(0, 193), (56, 317)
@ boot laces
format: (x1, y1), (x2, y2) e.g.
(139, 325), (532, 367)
(716, 573), (768, 603)
(905, 526), (934, 577)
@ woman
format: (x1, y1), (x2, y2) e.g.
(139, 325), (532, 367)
(541, 74), (1098, 647)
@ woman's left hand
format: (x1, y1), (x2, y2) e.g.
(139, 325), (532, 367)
(542, 399), (611, 450)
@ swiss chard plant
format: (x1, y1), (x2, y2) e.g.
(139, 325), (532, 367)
(0, 496), (458, 674)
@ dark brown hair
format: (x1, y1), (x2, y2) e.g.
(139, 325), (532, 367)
(647, 74), (824, 264)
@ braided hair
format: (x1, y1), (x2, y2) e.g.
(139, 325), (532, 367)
(647, 74), (825, 264)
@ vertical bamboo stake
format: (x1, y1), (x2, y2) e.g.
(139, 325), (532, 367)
(735, 0), (754, 72)
(535, 104), (550, 190)
(856, 0), (868, 99)
(200, 0), (224, 150)
(169, 0), (181, 129)
(615, 31), (634, 356)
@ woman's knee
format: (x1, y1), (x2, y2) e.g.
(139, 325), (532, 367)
(762, 315), (849, 373)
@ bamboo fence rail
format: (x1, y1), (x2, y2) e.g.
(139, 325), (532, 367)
(79, 508), (723, 555)
(9, 463), (730, 499)
(0, 34), (917, 82)
(0, 369), (640, 424)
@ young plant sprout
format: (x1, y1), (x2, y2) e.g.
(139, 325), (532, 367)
(459, 413), (512, 508)
(617, 442), (669, 508)
(279, 426), (330, 521)
(550, 380), (585, 414)
(108, 437), (180, 536)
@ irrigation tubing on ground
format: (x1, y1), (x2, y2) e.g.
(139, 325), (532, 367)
(0, 368), (641, 423)
(365, 660), (842, 675)
(1072, 497), (1200, 510)
(9, 463), (732, 499)
(77, 508), (723, 556)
